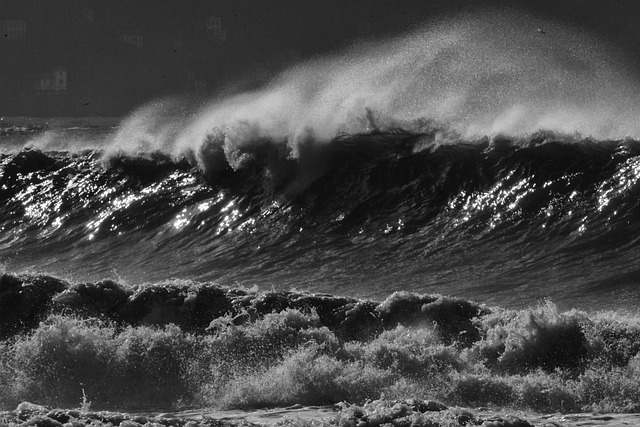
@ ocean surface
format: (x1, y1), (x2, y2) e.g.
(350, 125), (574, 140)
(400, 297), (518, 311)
(3, 10), (640, 426)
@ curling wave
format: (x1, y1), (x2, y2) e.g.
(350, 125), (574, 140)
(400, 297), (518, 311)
(2, 129), (640, 307)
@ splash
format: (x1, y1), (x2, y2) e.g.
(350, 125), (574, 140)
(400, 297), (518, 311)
(109, 10), (640, 164)
(3, 277), (640, 415)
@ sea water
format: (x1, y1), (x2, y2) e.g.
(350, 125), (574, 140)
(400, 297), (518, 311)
(2, 9), (640, 427)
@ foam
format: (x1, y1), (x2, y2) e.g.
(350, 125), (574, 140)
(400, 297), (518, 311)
(4, 287), (640, 414)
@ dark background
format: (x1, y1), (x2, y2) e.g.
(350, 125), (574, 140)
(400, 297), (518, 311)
(1, 0), (639, 117)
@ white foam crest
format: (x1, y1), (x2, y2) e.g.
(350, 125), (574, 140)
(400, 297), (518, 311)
(109, 9), (640, 167)
(105, 98), (195, 158)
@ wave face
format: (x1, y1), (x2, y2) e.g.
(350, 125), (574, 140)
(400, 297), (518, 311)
(2, 129), (640, 309)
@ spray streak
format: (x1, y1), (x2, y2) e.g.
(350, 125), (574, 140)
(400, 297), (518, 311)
(106, 10), (640, 168)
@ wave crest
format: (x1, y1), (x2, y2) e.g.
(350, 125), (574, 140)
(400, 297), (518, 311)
(100, 9), (640, 188)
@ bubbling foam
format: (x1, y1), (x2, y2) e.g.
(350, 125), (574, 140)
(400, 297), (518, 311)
(107, 9), (640, 171)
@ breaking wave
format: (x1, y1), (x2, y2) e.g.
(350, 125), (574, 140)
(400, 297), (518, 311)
(2, 273), (640, 416)
(3, 130), (640, 308)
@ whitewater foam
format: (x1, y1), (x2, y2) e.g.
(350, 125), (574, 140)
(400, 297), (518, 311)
(3, 276), (640, 416)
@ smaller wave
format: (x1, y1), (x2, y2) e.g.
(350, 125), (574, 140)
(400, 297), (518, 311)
(2, 273), (640, 415)
(0, 273), (485, 343)
(0, 117), (117, 154)
(0, 123), (44, 136)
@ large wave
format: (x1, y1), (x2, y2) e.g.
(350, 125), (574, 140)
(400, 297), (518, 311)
(3, 131), (640, 308)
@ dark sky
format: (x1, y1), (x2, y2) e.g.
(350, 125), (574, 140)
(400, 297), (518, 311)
(0, 0), (636, 60)
(1, 0), (639, 116)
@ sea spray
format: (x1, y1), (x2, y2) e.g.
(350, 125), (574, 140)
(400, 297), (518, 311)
(4, 11), (638, 162)
(100, 9), (640, 175)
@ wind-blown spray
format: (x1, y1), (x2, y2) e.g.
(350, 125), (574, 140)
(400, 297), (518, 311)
(105, 10), (640, 169)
